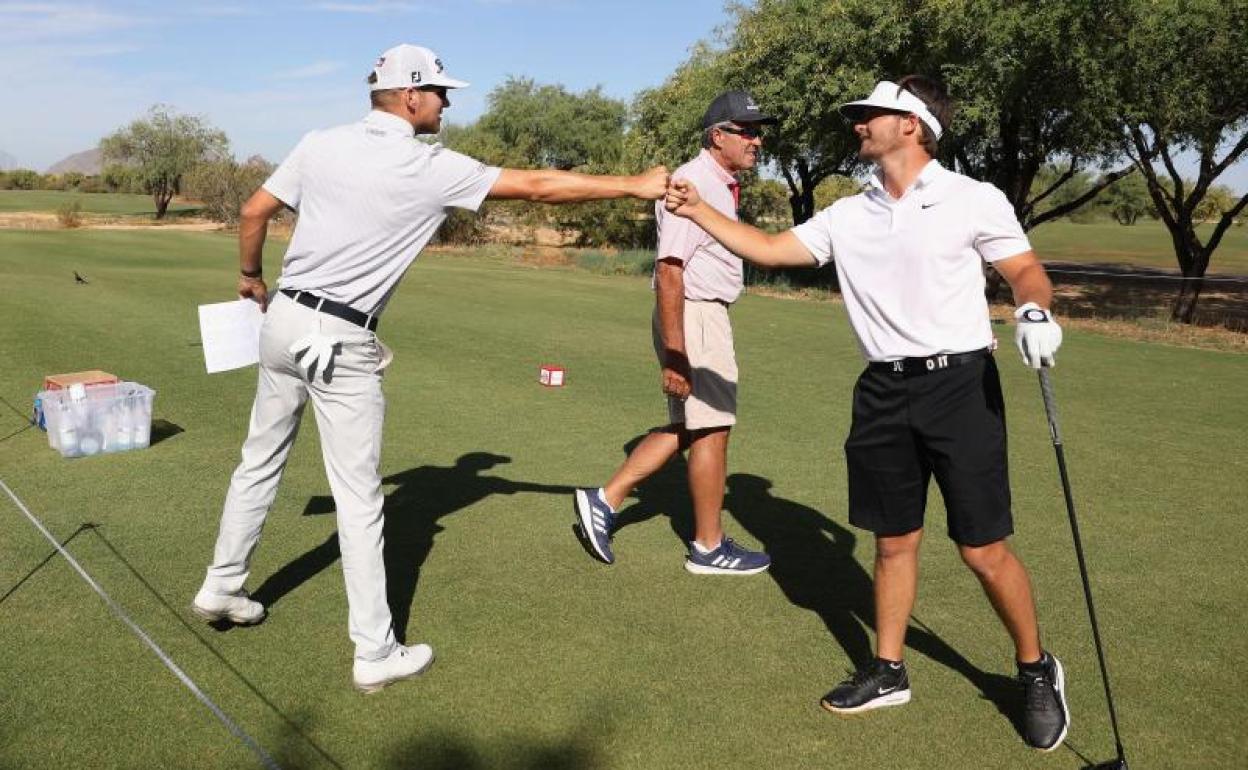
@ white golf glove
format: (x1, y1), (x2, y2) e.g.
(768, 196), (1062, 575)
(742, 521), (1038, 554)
(288, 332), (342, 380)
(1014, 302), (1062, 368)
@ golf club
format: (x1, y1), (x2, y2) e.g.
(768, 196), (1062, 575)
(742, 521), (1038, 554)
(1037, 368), (1128, 770)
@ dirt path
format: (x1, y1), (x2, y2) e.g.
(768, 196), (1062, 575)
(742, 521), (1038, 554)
(0, 212), (223, 231)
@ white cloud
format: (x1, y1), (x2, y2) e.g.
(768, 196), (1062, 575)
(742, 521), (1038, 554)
(0, 3), (146, 42)
(190, 5), (262, 16)
(270, 61), (346, 80)
(312, 2), (426, 13)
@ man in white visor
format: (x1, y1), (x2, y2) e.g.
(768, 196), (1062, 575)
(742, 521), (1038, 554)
(663, 75), (1068, 752)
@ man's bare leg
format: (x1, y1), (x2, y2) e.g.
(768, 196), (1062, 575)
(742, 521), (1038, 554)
(686, 427), (730, 549)
(601, 426), (686, 511)
(958, 539), (1043, 663)
(874, 529), (924, 662)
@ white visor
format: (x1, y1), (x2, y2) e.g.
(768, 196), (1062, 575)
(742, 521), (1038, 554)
(839, 80), (943, 139)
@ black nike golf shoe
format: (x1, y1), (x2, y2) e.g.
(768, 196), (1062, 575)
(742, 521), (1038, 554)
(1019, 651), (1070, 751)
(821, 658), (912, 714)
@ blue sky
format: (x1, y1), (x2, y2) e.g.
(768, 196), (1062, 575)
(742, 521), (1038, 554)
(1, 1), (1243, 192)
(0, 0), (733, 170)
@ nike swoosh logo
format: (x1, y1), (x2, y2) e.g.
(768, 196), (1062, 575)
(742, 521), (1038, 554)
(877, 686), (897, 695)
(920, 203), (938, 209)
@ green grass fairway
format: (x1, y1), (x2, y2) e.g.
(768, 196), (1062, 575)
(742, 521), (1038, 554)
(0, 190), (199, 216)
(1, 230), (1245, 769)
(1027, 219), (1248, 274)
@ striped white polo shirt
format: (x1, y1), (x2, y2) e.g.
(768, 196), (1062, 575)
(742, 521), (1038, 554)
(264, 110), (501, 316)
(791, 160), (1031, 361)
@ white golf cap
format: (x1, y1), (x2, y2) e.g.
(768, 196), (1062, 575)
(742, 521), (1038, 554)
(370, 44), (469, 91)
(839, 80), (944, 139)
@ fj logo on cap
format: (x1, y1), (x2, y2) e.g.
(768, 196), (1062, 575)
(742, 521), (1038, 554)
(412, 71), (422, 84)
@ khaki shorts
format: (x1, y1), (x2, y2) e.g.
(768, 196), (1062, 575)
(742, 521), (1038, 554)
(652, 300), (738, 430)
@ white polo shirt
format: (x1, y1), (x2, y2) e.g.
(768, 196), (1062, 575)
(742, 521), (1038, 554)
(264, 110), (502, 316)
(791, 161), (1031, 361)
(654, 150), (743, 303)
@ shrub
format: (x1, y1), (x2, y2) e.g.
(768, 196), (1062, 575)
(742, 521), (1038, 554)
(183, 157), (273, 226)
(7, 169), (40, 190)
(56, 200), (83, 228)
(576, 249), (654, 276)
(433, 207), (491, 245)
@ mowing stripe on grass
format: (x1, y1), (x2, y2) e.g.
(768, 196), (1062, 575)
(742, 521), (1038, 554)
(0, 478), (283, 770)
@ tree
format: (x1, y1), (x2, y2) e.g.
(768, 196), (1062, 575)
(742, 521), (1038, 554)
(1028, 166), (1097, 223)
(719, 0), (879, 225)
(183, 155), (274, 226)
(475, 77), (627, 171)
(1193, 185), (1239, 225)
(632, 42), (732, 170)
(1118, 0), (1248, 322)
(439, 78), (654, 248)
(925, 0), (1136, 231)
(1099, 171), (1152, 225)
(101, 164), (139, 193)
(814, 175), (864, 211)
(6, 169), (40, 190)
(100, 105), (229, 218)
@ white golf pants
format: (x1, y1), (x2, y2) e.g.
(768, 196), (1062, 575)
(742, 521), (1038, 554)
(199, 292), (397, 661)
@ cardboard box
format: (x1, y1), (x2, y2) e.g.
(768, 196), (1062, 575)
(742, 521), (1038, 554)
(43, 370), (119, 391)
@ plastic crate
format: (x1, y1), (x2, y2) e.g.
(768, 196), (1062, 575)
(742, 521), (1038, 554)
(39, 382), (156, 458)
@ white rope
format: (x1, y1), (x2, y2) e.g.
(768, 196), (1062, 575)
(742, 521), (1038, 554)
(1043, 267), (1248, 284)
(0, 478), (282, 770)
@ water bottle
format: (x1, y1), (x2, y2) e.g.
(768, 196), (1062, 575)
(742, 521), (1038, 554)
(115, 396), (134, 450)
(55, 397), (78, 455)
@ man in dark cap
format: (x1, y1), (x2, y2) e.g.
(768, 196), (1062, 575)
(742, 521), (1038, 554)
(573, 91), (775, 575)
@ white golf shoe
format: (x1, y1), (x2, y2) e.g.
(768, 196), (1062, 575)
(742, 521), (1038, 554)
(191, 588), (266, 625)
(352, 644), (435, 694)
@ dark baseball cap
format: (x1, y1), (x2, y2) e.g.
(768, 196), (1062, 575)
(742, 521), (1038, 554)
(701, 90), (778, 129)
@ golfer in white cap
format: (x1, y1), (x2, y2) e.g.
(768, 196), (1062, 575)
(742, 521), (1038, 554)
(191, 43), (668, 693)
(663, 75), (1069, 751)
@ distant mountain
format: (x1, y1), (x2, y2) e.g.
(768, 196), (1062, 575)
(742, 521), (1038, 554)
(0, 150), (19, 171)
(47, 148), (103, 175)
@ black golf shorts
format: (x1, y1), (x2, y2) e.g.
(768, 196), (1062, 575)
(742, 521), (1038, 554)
(844, 353), (1012, 546)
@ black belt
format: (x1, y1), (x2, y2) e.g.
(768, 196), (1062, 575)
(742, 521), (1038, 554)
(281, 289), (379, 332)
(867, 348), (990, 377)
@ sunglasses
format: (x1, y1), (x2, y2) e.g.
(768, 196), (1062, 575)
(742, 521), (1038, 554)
(717, 124), (765, 139)
(411, 85), (449, 99)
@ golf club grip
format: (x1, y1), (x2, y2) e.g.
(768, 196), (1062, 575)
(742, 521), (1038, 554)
(1038, 368), (1062, 445)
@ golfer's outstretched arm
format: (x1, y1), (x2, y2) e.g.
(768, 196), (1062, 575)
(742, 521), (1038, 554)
(666, 179), (814, 268)
(487, 166), (668, 203)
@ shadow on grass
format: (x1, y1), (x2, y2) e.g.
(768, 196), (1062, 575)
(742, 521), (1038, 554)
(150, 419), (184, 446)
(1045, 263), (1248, 331)
(721, 472), (1027, 740)
(254, 452), (572, 644)
(382, 724), (606, 770)
(610, 432), (694, 545)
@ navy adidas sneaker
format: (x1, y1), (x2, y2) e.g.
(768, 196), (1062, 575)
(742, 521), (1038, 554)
(574, 487), (616, 564)
(684, 536), (770, 575)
